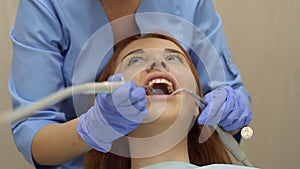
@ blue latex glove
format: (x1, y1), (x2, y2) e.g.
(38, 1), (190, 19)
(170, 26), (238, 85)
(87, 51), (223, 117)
(198, 86), (252, 132)
(77, 74), (147, 152)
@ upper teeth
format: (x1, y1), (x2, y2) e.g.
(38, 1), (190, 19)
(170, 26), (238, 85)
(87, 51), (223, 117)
(148, 78), (174, 93)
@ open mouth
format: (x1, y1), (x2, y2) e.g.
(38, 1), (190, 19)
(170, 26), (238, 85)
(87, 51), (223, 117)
(145, 77), (176, 95)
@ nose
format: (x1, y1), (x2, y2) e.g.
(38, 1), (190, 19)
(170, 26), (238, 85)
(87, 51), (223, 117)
(150, 62), (156, 69)
(160, 62), (166, 69)
(146, 61), (169, 73)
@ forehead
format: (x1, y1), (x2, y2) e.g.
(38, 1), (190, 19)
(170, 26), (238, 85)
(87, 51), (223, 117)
(118, 38), (184, 58)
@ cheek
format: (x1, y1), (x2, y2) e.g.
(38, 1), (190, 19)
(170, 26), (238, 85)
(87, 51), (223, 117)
(115, 64), (147, 82)
(171, 67), (197, 92)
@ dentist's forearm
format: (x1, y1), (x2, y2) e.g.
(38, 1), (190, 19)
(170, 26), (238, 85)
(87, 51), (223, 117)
(101, 0), (141, 44)
(110, 15), (140, 44)
(32, 118), (91, 165)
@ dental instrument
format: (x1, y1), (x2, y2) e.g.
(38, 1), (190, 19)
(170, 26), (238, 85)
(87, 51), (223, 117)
(169, 88), (254, 167)
(141, 86), (208, 108)
(170, 88), (208, 108)
(1, 81), (125, 124)
(215, 126), (253, 167)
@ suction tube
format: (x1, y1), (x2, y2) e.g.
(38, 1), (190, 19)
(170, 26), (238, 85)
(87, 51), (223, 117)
(215, 126), (253, 167)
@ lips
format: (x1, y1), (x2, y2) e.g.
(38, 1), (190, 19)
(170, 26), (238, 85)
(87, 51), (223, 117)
(144, 74), (177, 95)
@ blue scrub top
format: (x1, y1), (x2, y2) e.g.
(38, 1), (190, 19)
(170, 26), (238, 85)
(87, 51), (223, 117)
(9, 0), (251, 168)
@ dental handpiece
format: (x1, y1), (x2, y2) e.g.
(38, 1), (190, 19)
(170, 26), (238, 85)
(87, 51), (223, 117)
(215, 126), (253, 167)
(171, 88), (253, 167)
(0, 81), (126, 124)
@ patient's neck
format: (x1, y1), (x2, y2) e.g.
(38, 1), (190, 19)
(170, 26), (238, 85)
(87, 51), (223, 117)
(130, 137), (189, 169)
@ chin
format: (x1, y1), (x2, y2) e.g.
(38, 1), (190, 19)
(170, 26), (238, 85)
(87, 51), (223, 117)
(129, 95), (194, 138)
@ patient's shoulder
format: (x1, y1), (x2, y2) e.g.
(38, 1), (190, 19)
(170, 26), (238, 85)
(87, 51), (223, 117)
(141, 161), (260, 169)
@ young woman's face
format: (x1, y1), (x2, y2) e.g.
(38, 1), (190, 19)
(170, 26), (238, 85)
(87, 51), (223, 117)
(114, 37), (199, 137)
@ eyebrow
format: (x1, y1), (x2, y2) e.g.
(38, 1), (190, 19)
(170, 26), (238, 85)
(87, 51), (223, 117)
(122, 49), (145, 61)
(164, 48), (185, 56)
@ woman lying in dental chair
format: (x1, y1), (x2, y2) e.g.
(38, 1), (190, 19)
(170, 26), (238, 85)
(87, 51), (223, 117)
(82, 33), (258, 169)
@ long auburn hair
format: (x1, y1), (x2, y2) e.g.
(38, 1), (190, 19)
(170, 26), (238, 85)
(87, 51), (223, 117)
(84, 33), (232, 169)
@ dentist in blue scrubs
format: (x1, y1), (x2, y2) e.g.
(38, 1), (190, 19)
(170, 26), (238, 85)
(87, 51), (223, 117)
(9, 0), (252, 168)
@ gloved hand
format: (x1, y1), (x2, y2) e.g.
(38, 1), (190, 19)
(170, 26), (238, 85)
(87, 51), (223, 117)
(77, 74), (147, 152)
(198, 86), (252, 132)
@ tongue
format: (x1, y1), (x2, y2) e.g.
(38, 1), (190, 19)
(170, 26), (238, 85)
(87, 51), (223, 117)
(151, 83), (169, 95)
